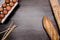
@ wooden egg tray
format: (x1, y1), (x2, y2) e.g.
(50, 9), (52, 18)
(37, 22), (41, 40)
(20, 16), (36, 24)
(0, 0), (18, 23)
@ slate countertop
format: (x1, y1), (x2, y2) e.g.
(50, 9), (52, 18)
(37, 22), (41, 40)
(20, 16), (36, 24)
(0, 0), (60, 40)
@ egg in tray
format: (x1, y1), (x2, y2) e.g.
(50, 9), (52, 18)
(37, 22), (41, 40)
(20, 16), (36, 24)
(0, 0), (18, 23)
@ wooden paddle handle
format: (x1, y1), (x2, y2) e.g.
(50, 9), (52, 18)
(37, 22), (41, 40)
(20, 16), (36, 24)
(43, 16), (59, 40)
(50, 0), (60, 30)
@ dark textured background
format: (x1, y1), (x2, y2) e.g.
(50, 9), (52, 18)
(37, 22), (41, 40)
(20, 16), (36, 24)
(0, 0), (60, 40)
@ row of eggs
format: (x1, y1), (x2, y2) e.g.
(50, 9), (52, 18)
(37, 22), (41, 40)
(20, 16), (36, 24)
(0, 0), (17, 19)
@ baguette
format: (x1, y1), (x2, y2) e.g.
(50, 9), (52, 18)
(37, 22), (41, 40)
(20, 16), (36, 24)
(50, 0), (60, 30)
(43, 16), (59, 40)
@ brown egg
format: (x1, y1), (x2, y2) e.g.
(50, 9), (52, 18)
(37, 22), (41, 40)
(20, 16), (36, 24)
(0, 14), (4, 19)
(5, 0), (10, 4)
(12, 0), (17, 3)
(6, 5), (11, 11)
(9, 1), (14, 7)
(2, 3), (7, 8)
(3, 10), (8, 15)
(0, 7), (3, 12)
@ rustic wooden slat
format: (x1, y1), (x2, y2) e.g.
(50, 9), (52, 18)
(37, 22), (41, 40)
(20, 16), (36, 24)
(50, 0), (60, 30)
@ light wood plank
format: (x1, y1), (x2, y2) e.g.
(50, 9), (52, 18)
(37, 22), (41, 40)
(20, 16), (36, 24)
(50, 0), (60, 30)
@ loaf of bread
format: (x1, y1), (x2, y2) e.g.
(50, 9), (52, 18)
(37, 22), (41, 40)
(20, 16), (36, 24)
(50, 0), (60, 30)
(43, 16), (59, 40)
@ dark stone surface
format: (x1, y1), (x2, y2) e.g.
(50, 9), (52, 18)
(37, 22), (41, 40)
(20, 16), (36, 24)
(0, 0), (60, 40)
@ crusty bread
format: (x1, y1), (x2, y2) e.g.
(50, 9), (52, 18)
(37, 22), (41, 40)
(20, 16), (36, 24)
(43, 16), (59, 40)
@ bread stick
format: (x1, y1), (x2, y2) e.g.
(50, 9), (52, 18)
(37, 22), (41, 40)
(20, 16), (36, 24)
(50, 0), (60, 30)
(43, 16), (59, 40)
